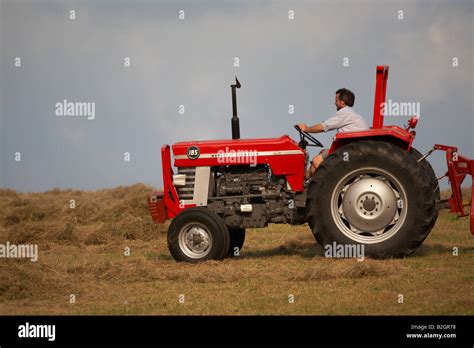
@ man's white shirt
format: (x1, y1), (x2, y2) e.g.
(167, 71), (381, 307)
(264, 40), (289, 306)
(321, 106), (369, 133)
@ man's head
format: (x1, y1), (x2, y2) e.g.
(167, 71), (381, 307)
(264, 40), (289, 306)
(335, 88), (355, 110)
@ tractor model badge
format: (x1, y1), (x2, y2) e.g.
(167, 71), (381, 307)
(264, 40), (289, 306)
(187, 146), (200, 160)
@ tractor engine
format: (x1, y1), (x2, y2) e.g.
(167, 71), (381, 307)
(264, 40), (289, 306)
(205, 165), (306, 229)
(214, 165), (276, 196)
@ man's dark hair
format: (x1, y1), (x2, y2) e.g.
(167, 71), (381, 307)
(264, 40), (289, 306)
(336, 88), (355, 107)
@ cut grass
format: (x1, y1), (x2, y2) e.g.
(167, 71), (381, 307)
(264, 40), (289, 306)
(0, 185), (472, 315)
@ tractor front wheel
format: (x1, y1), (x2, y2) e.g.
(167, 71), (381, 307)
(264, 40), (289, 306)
(306, 140), (436, 258)
(168, 208), (230, 263)
(227, 228), (246, 257)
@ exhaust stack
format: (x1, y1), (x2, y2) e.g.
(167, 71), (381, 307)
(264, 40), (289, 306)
(231, 77), (241, 140)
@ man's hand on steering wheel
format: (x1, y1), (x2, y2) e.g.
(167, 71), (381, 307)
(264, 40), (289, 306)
(297, 123), (309, 132)
(294, 124), (324, 148)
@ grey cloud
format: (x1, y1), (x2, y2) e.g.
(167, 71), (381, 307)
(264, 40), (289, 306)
(0, 0), (472, 191)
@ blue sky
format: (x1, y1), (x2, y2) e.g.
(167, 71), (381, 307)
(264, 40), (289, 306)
(0, 0), (472, 191)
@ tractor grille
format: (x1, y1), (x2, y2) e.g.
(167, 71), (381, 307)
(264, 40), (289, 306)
(176, 167), (195, 200)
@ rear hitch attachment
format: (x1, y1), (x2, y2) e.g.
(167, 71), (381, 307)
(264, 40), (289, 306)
(433, 144), (474, 234)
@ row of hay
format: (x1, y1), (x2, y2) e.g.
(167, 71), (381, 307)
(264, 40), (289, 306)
(0, 183), (166, 245)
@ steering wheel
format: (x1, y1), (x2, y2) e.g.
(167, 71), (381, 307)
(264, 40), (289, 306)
(294, 125), (324, 148)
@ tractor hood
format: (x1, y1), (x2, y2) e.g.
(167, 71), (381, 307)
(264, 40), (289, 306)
(172, 135), (302, 160)
(171, 135), (306, 191)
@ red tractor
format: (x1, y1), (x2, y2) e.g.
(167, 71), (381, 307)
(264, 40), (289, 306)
(148, 66), (474, 262)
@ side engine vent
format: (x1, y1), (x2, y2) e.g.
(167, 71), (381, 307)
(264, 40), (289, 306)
(176, 167), (196, 200)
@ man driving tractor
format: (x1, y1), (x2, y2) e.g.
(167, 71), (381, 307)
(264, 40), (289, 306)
(298, 88), (369, 178)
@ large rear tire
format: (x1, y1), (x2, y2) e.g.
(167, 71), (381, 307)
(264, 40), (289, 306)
(306, 140), (436, 258)
(410, 147), (440, 231)
(168, 208), (230, 263)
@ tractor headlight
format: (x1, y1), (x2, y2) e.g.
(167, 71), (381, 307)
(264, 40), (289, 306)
(173, 174), (186, 187)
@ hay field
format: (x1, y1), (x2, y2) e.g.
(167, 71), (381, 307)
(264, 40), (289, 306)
(0, 184), (472, 315)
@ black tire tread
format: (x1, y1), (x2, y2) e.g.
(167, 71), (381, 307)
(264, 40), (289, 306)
(409, 147), (440, 231)
(226, 228), (246, 258)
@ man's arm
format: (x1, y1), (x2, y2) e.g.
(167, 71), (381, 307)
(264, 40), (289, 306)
(297, 123), (325, 133)
(298, 110), (347, 134)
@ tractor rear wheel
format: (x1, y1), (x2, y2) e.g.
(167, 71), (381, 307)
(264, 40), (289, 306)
(306, 140), (436, 258)
(410, 147), (441, 231)
(227, 228), (246, 257)
(167, 207), (230, 263)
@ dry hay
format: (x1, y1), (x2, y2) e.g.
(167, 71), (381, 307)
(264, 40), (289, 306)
(0, 184), (165, 302)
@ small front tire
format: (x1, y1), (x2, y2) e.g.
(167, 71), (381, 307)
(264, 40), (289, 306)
(168, 208), (230, 263)
(227, 228), (246, 257)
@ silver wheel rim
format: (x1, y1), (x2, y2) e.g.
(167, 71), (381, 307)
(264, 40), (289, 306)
(330, 167), (408, 244)
(178, 222), (213, 259)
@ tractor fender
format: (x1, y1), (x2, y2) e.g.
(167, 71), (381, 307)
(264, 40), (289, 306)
(328, 126), (415, 154)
